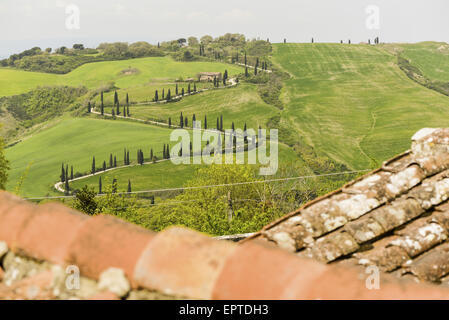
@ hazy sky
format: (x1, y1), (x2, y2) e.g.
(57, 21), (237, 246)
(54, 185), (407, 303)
(1, 0), (448, 58)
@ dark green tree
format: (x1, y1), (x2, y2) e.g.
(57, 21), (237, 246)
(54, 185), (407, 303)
(180, 112), (184, 128)
(204, 115), (207, 129)
(127, 179), (132, 193)
(64, 178), (70, 195)
(175, 84), (178, 96)
(91, 157), (96, 174)
(103, 160), (106, 171)
(154, 90), (159, 102)
(168, 117), (172, 128)
(61, 163), (65, 182)
(100, 92), (104, 115)
(167, 89), (171, 101)
(114, 156), (117, 167)
(87, 101), (91, 113)
(74, 185), (97, 215)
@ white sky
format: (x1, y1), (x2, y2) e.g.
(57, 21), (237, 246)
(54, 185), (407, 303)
(1, 0), (448, 58)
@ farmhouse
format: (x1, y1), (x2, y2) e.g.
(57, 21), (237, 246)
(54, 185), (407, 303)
(198, 72), (222, 82)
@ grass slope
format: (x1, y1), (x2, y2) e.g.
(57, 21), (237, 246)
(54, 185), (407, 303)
(5, 118), (175, 196)
(273, 43), (449, 169)
(129, 84), (279, 131)
(398, 42), (449, 82)
(0, 57), (243, 97)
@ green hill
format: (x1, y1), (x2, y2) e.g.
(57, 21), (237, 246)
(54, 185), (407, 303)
(273, 43), (449, 169)
(398, 42), (449, 82)
(0, 56), (243, 97)
(5, 118), (175, 196)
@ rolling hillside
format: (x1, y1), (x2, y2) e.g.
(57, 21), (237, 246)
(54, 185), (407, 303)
(398, 42), (449, 82)
(5, 118), (175, 196)
(273, 43), (449, 169)
(0, 56), (243, 97)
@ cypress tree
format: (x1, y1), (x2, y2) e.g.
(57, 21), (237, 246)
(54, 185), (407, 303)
(224, 70), (228, 81)
(176, 84), (178, 96)
(127, 180), (132, 193)
(244, 52), (247, 66)
(163, 144), (166, 159)
(126, 93), (129, 106)
(66, 165), (69, 181)
(116, 101), (120, 115)
(181, 88), (185, 96)
(114, 91), (118, 105)
(162, 88), (165, 100)
(232, 122), (235, 131)
(127, 105), (130, 117)
(91, 157), (96, 174)
(168, 117), (172, 128)
(123, 105), (126, 117)
(124, 148), (127, 165)
(180, 112), (184, 128)
(127, 151), (129, 165)
(65, 178), (70, 195)
(167, 89), (172, 101)
(217, 117), (219, 130)
(112, 108), (115, 119)
(255, 58), (259, 75)
(87, 101), (91, 113)
(71, 166), (74, 180)
(188, 84), (191, 94)
(154, 90), (159, 102)
(220, 114), (223, 131)
(166, 145), (170, 159)
(103, 161), (106, 171)
(100, 92), (104, 115)
(204, 115), (207, 129)
(99, 176), (102, 194)
(150, 148), (153, 161)
(61, 163), (65, 182)
(185, 117), (188, 127)
(245, 66), (249, 77)
(193, 83), (196, 92)
(114, 156), (117, 167)
(193, 114), (196, 125)
(151, 196), (155, 204)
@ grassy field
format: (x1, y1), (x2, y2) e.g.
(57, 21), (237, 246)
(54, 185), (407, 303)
(396, 42), (449, 82)
(91, 81), (215, 106)
(5, 115), (299, 197)
(5, 118), (177, 196)
(128, 84), (279, 131)
(0, 56), (243, 97)
(273, 43), (449, 169)
(69, 141), (300, 193)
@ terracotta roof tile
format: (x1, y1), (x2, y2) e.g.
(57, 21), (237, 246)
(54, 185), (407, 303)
(67, 215), (155, 283)
(250, 128), (449, 288)
(133, 227), (236, 299)
(15, 202), (88, 265)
